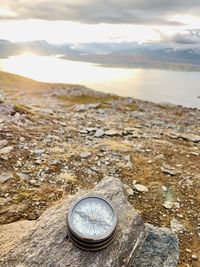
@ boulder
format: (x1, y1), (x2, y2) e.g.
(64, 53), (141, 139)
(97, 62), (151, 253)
(0, 177), (147, 267)
(133, 224), (179, 267)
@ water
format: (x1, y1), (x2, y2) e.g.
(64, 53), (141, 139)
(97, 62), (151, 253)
(0, 54), (199, 108)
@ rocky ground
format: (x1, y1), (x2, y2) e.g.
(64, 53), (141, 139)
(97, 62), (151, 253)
(0, 71), (199, 266)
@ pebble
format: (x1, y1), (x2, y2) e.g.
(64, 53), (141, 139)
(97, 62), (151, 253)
(94, 129), (105, 138)
(0, 173), (13, 183)
(163, 201), (173, 209)
(0, 146), (14, 154)
(126, 187), (134, 196)
(134, 184), (149, 193)
(161, 166), (177, 176)
(191, 255), (198, 260)
(80, 151), (92, 159)
(162, 185), (167, 192)
(170, 218), (186, 233)
(0, 140), (8, 149)
(32, 149), (45, 156)
(105, 130), (120, 136)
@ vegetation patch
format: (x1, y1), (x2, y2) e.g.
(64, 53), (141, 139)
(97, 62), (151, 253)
(57, 94), (120, 105)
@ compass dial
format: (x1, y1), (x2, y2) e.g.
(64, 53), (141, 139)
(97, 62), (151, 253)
(67, 195), (118, 250)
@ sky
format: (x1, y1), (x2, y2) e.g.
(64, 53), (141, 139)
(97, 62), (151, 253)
(0, 0), (200, 44)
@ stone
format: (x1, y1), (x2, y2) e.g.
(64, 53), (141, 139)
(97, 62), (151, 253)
(0, 177), (147, 267)
(0, 173), (13, 183)
(0, 140), (8, 149)
(170, 218), (186, 233)
(80, 151), (92, 159)
(94, 129), (105, 137)
(161, 166), (177, 176)
(32, 149), (45, 156)
(0, 92), (5, 103)
(134, 184), (149, 193)
(163, 201), (173, 210)
(191, 254), (198, 260)
(0, 146), (13, 154)
(162, 185), (167, 192)
(132, 224), (180, 267)
(126, 187), (134, 196)
(105, 130), (121, 136)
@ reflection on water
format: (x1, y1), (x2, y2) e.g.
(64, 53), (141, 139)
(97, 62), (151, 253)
(0, 54), (199, 108)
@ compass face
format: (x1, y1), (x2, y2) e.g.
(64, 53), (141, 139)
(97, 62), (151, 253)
(67, 196), (117, 242)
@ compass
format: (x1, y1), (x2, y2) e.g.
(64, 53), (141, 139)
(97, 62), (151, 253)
(67, 195), (118, 251)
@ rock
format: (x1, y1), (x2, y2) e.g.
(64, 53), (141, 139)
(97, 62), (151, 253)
(80, 151), (92, 159)
(0, 140), (8, 149)
(126, 187), (134, 196)
(170, 218), (186, 233)
(161, 166), (177, 176)
(132, 224), (180, 267)
(16, 172), (30, 180)
(0, 92), (5, 103)
(0, 173), (13, 183)
(180, 133), (200, 143)
(0, 146), (13, 154)
(0, 220), (35, 257)
(94, 128), (105, 137)
(163, 201), (173, 210)
(134, 184), (149, 193)
(191, 254), (198, 260)
(105, 130), (121, 136)
(0, 177), (147, 267)
(32, 149), (45, 156)
(162, 185), (167, 192)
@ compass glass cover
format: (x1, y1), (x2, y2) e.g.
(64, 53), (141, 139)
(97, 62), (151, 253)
(70, 196), (116, 239)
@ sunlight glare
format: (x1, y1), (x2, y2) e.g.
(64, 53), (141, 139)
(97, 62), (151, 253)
(1, 55), (134, 85)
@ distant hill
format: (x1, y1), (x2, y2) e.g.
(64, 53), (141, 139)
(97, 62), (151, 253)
(1, 39), (200, 71)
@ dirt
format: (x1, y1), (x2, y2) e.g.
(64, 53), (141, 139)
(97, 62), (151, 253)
(0, 71), (199, 266)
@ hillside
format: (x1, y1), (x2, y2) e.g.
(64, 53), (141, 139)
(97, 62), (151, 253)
(0, 71), (199, 266)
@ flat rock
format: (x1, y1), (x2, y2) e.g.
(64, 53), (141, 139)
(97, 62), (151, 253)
(80, 151), (92, 159)
(132, 224), (179, 267)
(0, 173), (13, 183)
(0, 146), (13, 155)
(0, 177), (147, 267)
(0, 92), (5, 103)
(134, 184), (149, 193)
(94, 128), (105, 137)
(105, 130), (121, 136)
(170, 218), (186, 233)
(0, 140), (8, 149)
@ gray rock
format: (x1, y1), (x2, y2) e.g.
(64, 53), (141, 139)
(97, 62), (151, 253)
(94, 128), (105, 137)
(105, 130), (121, 136)
(170, 218), (186, 233)
(132, 224), (179, 267)
(32, 149), (45, 156)
(0, 140), (8, 149)
(0, 177), (147, 267)
(0, 92), (5, 103)
(0, 173), (13, 183)
(80, 151), (92, 159)
(134, 184), (149, 193)
(0, 146), (13, 155)
(163, 201), (174, 210)
(161, 166), (177, 176)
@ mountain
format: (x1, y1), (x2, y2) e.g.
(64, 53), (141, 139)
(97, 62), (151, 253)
(1, 39), (200, 71)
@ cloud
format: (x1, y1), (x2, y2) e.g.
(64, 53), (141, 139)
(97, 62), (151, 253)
(159, 29), (200, 45)
(1, 0), (200, 25)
